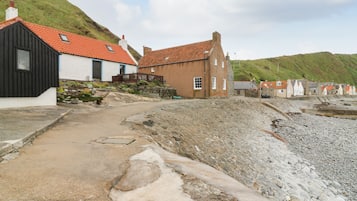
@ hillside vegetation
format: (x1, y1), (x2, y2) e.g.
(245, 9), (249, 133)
(0, 0), (141, 60)
(232, 52), (357, 85)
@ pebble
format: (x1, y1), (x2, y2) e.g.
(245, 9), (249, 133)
(274, 113), (357, 201)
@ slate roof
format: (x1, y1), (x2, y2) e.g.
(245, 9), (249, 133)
(0, 17), (136, 65)
(138, 40), (213, 68)
(234, 81), (258, 90)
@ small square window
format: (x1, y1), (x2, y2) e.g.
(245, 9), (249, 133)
(222, 61), (225, 68)
(106, 45), (114, 52)
(59, 34), (69, 42)
(194, 77), (202, 90)
(17, 49), (30, 71)
(223, 79), (227, 90)
(214, 58), (218, 66)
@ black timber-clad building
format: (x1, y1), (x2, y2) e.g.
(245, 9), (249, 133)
(0, 20), (59, 97)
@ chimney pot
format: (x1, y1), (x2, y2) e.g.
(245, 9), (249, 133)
(122, 35), (125, 40)
(10, 0), (15, 8)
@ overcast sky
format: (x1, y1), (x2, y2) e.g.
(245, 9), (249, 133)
(68, 0), (357, 60)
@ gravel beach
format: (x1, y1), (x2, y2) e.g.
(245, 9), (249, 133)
(273, 113), (357, 201)
(130, 96), (356, 201)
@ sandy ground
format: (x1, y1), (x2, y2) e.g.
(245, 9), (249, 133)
(0, 93), (167, 201)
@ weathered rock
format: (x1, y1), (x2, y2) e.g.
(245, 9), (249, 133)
(182, 175), (238, 201)
(114, 160), (161, 191)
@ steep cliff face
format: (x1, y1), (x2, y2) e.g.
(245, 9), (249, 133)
(0, 0), (141, 60)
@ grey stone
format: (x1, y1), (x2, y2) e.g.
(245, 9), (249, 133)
(114, 160), (161, 191)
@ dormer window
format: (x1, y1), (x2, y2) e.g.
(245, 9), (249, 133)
(106, 45), (114, 52)
(59, 34), (69, 42)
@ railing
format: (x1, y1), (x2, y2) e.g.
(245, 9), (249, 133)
(112, 73), (164, 84)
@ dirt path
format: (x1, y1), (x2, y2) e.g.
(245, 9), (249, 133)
(0, 98), (168, 201)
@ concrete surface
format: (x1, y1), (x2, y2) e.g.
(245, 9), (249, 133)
(0, 106), (71, 159)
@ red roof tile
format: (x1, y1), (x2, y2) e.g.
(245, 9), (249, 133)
(138, 40), (212, 67)
(0, 18), (135, 65)
(0, 17), (21, 29)
(261, 81), (287, 89)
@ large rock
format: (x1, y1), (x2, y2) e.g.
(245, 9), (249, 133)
(114, 160), (161, 191)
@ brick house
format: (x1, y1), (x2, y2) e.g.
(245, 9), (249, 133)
(138, 32), (228, 98)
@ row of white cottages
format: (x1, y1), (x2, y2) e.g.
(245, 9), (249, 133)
(0, 4), (137, 108)
(261, 80), (356, 98)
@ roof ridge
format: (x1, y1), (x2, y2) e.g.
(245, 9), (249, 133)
(151, 40), (212, 52)
(22, 21), (120, 46)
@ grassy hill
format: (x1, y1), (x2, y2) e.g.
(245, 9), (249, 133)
(0, 0), (141, 60)
(232, 52), (357, 85)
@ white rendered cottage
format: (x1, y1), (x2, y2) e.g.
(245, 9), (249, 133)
(6, 1), (137, 82)
(0, 1), (137, 108)
(25, 23), (138, 82)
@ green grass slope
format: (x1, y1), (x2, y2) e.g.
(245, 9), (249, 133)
(232, 52), (357, 85)
(0, 0), (141, 60)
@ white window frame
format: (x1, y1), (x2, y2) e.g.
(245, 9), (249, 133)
(212, 77), (217, 90)
(17, 49), (30, 71)
(59, 34), (69, 42)
(193, 77), (202, 90)
(222, 61), (225, 68)
(106, 45), (114, 52)
(214, 58), (218, 66)
(223, 79), (227, 90)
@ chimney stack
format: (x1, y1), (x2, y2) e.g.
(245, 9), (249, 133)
(5, 0), (18, 21)
(118, 34), (128, 50)
(212, 31), (221, 45)
(143, 46), (152, 55)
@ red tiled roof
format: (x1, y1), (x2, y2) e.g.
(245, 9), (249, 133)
(0, 17), (21, 29)
(0, 18), (135, 65)
(321, 85), (335, 91)
(138, 40), (213, 67)
(261, 81), (287, 89)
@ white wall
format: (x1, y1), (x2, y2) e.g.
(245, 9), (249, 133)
(59, 54), (138, 82)
(102, 61), (120, 81)
(60, 54), (92, 81)
(125, 64), (138, 74)
(0, 88), (57, 109)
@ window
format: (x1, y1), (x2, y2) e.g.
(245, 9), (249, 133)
(59, 34), (69, 42)
(106, 45), (114, 52)
(193, 77), (202, 90)
(276, 81), (282, 86)
(120, 65), (126, 74)
(222, 61), (225, 68)
(211, 77), (216, 90)
(214, 58), (218, 66)
(17, 49), (30, 71)
(223, 79), (227, 90)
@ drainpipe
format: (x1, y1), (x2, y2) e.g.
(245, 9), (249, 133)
(203, 51), (209, 98)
